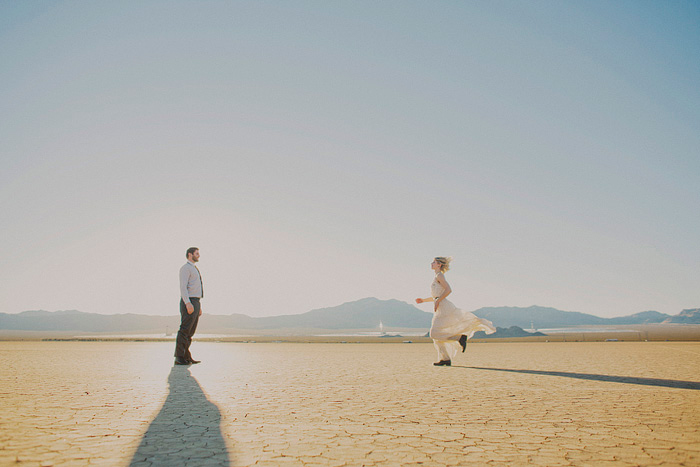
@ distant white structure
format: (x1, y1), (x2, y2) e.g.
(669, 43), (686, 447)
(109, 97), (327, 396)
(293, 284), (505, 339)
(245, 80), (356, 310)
(379, 320), (385, 335)
(526, 321), (537, 333)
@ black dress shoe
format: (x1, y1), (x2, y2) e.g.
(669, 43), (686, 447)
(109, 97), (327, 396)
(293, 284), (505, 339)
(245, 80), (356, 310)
(174, 357), (190, 365)
(188, 359), (201, 364)
(459, 335), (468, 353)
(433, 360), (451, 366)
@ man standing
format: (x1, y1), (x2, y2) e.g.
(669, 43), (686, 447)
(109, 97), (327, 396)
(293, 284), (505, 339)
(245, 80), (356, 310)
(175, 247), (204, 365)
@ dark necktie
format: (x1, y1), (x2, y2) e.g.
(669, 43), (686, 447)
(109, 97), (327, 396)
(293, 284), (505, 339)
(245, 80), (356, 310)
(195, 265), (204, 298)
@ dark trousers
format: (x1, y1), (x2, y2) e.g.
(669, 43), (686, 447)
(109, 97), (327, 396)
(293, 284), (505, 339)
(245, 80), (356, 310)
(175, 298), (200, 359)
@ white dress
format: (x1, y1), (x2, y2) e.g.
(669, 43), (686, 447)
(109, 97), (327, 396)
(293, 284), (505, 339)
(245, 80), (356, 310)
(430, 276), (496, 361)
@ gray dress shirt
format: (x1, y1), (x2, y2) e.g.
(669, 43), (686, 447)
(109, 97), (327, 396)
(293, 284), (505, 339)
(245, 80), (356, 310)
(179, 261), (203, 304)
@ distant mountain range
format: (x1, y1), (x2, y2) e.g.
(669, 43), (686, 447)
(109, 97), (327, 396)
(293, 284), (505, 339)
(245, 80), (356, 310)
(1, 299), (698, 334)
(473, 306), (696, 328)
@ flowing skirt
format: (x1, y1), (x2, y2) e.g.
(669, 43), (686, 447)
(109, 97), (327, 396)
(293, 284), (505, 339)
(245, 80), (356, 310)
(430, 299), (496, 361)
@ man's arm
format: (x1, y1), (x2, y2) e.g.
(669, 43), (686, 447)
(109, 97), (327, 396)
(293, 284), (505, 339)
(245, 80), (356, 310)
(179, 266), (190, 304)
(179, 266), (195, 314)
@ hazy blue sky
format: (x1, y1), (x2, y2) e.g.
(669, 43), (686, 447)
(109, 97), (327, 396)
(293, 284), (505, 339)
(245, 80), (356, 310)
(1, 1), (699, 318)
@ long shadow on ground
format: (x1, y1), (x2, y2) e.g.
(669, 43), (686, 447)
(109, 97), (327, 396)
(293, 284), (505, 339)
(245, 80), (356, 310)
(458, 366), (700, 390)
(130, 366), (231, 466)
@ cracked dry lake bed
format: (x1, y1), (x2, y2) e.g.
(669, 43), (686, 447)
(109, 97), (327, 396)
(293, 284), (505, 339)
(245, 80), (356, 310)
(1, 341), (699, 466)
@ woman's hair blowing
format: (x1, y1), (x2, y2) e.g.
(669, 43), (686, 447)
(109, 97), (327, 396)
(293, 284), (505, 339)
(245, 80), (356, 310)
(434, 256), (452, 272)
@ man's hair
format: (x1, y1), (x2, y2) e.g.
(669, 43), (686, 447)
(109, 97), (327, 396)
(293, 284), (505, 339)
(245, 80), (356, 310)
(186, 247), (199, 258)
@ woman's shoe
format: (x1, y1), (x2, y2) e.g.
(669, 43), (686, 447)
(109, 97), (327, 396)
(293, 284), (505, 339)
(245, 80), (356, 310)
(433, 360), (451, 366)
(459, 335), (467, 353)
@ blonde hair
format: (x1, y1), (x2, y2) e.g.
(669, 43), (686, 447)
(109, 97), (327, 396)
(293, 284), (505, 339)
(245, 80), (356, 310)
(434, 256), (452, 273)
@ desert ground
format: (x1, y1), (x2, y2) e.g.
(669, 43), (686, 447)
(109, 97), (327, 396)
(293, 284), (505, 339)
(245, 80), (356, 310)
(1, 341), (699, 466)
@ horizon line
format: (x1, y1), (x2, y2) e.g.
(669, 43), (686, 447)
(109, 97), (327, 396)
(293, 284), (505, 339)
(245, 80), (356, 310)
(3, 298), (697, 320)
